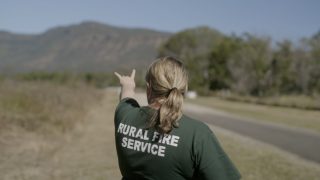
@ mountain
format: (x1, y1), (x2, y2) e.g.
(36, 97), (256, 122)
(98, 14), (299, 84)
(0, 21), (171, 73)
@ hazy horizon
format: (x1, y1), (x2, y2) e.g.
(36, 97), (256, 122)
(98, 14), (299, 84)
(1, 0), (320, 42)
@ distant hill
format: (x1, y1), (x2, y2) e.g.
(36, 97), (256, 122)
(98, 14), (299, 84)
(0, 21), (171, 73)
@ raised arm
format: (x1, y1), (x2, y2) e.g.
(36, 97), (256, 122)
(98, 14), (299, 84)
(114, 69), (136, 100)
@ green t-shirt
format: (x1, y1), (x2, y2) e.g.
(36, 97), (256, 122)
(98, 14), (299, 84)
(114, 98), (241, 180)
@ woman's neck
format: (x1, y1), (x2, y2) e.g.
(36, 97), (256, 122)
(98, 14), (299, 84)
(148, 101), (161, 110)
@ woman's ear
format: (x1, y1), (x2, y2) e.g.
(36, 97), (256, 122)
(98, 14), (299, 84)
(146, 83), (150, 94)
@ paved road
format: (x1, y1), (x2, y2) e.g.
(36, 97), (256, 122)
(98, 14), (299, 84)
(183, 103), (320, 164)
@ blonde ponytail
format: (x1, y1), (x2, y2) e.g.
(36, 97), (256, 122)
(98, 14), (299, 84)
(145, 56), (188, 133)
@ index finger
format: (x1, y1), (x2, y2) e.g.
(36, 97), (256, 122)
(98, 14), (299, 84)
(130, 69), (136, 79)
(114, 72), (122, 79)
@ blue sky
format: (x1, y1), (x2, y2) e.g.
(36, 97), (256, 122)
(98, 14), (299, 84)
(1, 0), (319, 42)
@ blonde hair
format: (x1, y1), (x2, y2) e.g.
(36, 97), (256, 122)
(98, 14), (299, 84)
(145, 56), (188, 133)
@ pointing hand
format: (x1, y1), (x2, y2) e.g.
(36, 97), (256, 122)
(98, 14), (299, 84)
(114, 69), (136, 90)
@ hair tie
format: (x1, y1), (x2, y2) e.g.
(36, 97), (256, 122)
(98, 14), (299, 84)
(168, 87), (178, 94)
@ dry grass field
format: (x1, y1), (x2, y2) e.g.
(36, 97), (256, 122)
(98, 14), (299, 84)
(0, 80), (121, 179)
(1, 81), (320, 179)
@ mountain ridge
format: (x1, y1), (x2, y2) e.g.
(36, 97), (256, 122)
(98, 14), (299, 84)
(0, 21), (171, 73)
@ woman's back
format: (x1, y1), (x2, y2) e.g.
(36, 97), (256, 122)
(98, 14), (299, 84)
(114, 56), (241, 179)
(115, 98), (241, 180)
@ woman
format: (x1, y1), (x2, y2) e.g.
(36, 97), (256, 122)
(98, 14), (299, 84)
(114, 56), (241, 180)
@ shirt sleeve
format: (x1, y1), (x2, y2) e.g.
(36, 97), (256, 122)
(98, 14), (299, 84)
(194, 125), (241, 180)
(114, 97), (140, 125)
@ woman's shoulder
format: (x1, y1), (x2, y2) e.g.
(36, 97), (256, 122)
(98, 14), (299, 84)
(114, 97), (141, 124)
(179, 114), (212, 134)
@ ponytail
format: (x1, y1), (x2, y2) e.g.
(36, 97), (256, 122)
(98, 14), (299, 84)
(146, 56), (188, 134)
(157, 88), (183, 133)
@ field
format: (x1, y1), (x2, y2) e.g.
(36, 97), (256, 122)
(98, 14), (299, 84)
(213, 92), (320, 110)
(0, 80), (121, 179)
(187, 96), (320, 133)
(1, 81), (320, 179)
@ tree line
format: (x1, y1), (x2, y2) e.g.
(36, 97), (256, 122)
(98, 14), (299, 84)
(158, 27), (320, 97)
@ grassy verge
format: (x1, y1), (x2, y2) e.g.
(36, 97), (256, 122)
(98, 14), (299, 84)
(187, 96), (320, 133)
(0, 80), (103, 135)
(0, 80), (106, 180)
(211, 125), (320, 180)
(211, 91), (320, 110)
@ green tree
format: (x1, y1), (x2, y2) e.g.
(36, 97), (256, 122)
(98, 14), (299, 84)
(271, 40), (296, 94)
(207, 36), (242, 90)
(158, 27), (224, 93)
(307, 31), (320, 94)
(228, 34), (273, 96)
